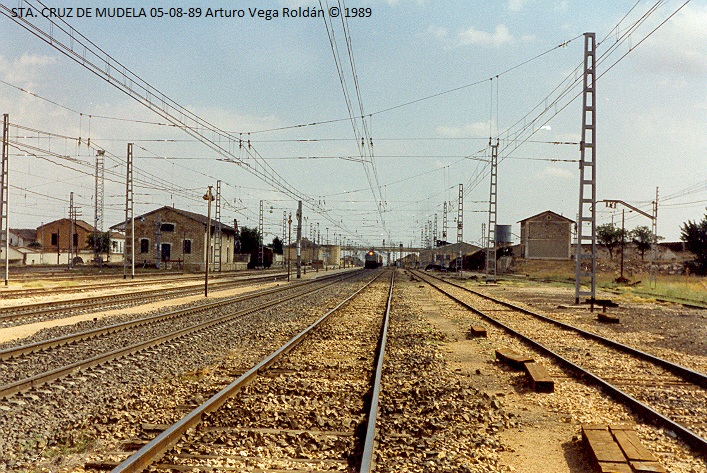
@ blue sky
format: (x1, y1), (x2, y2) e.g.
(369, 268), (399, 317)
(1, 0), (705, 248)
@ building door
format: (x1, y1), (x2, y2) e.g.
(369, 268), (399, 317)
(161, 243), (171, 262)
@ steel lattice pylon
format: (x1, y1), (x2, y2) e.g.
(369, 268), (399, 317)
(94, 150), (105, 264)
(575, 33), (597, 305)
(1, 114), (9, 285)
(213, 180), (222, 272)
(456, 184), (463, 275)
(258, 200), (264, 269)
(485, 140), (499, 283)
(124, 143), (134, 279)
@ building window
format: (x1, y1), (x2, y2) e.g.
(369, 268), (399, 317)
(73, 234), (79, 247)
(183, 239), (192, 254)
(161, 223), (175, 232)
(51, 233), (58, 246)
(140, 238), (150, 254)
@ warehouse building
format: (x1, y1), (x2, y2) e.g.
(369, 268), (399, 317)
(519, 210), (574, 260)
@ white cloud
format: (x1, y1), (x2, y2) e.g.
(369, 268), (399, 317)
(537, 166), (574, 180)
(436, 121), (491, 138)
(508, 0), (529, 12)
(636, 4), (707, 78)
(0, 53), (57, 86)
(427, 25), (448, 40)
(458, 24), (514, 47)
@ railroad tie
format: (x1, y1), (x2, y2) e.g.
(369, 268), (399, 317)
(581, 424), (666, 473)
(495, 348), (534, 370)
(495, 348), (554, 393)
(523, 361), (554, 393)
(598, 312), (620, 324)
(467, 325), (487, 338)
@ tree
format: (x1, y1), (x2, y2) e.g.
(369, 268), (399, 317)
(680, 211), (707, 275)
(630, 226), (661, 260)
(271, 236), (283, 255)
(238, 226), (261, 254)
(596, 223), (624, 260)
(86, 232), (111, 253)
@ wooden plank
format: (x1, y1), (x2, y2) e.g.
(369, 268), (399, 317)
(582, 425), (628, 464)
(596, 461), (633, 473)
(630, 461), (667, 473)
(598, 312), (620, 323)
(468, 325), (487, 338)
(495, 348), (534, 370)
(523, 361), (554, 393)
(610, 429), (659, 462)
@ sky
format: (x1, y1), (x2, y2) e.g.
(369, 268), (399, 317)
(0, 0), (705, 249)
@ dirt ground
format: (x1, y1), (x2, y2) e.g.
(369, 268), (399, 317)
(409, 272), (706, 473)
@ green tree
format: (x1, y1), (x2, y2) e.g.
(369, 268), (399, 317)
(680, 211), (707, 275)
(271, 236), (283, 255)
(630, 226), (662, 260)
(238, 226), (261, 254)
(596, 223), (624, 260)
(86, 232), (111, 253)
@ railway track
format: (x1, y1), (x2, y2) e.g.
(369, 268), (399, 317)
(0, 272), (290, 327)
(0, 271), (360, 400)
(80, 269), (394, 472)
(0, 269), (285, 299)
(412, 270), (707, 459)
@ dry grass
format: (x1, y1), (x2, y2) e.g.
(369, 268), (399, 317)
(509, 258), (706, 305)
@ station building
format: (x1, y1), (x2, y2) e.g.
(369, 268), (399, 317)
(111, 206), (242, 271)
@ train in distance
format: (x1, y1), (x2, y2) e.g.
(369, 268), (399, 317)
(364, 250), (383, 269)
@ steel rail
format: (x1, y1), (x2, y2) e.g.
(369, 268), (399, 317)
(413, 270), (707, 458)
(0, 273), (290, 323)
(0, 271), (359, 399)
(0, 272), (347, 361)
(111, 271), (386, 473)
(360, 269), (395, 473)
(0, 270), (286, 299)
(422, 271), (707, 389)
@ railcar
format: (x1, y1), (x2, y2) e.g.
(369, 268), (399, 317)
(364, 250), (383, 269)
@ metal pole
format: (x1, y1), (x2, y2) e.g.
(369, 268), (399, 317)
(296, 201), (302, 278)
(203, 186), (214, 296)
(620, 209), (625, 281)
(1, 114), (9, 285)
(288, 213), (292, 282)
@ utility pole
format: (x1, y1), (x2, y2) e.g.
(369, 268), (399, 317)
(214, 180), (222, 272)
(620, 209), (625, 281)
(650, 188), (659, 288)
(94, 150), (105, 267)
(155, 214), (162, 269)
(1, 114), (9, 285)
(456, 183), (463, 277)
(124, 143), (134, 279)
(575, 32), (597, 306)
(69, 192), (75, 270)
(258, 200), (264, 269)
(287, 212), (292, 281)
(296, 201), (302, 278)
(203, 186), (214, 296)
(485, 139), (499, 283)
(442, 202), (448, 242)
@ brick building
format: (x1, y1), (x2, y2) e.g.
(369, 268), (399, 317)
(112, 206), (240, 271)
(519, 210), (574, 260)
(36, 219), (95, 253)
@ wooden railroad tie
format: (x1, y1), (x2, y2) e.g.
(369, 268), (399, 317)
(582, 424), (666, 473)
(598, 312), (620, 324)
(494, 348), (554, 393)
(468, 325), (487, 338)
